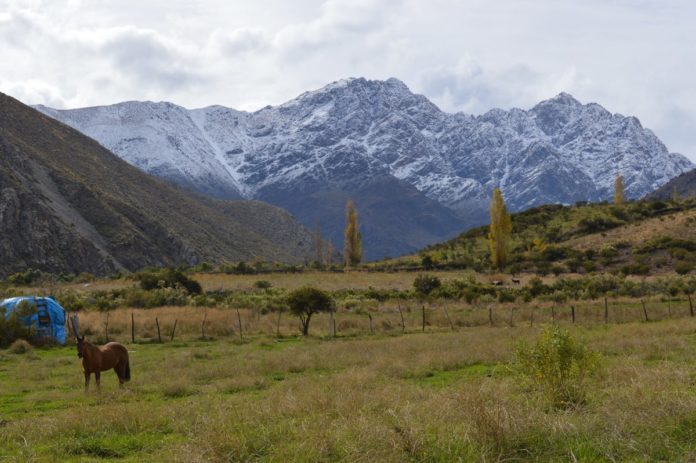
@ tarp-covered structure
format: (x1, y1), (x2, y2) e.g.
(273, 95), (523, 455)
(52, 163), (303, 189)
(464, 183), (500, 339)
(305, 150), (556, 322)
(0, 297), (68, 344)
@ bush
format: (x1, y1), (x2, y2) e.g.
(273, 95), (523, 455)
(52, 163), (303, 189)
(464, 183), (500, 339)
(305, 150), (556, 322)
(254, 280), (273, 289)
(8, 339), (32, 354)
(676, 262), (694, 275)
(413, 275), (442, 298)
(514, 326), (598, 408)
(135, 268), (202, 294)
(0, 303), (33, 347)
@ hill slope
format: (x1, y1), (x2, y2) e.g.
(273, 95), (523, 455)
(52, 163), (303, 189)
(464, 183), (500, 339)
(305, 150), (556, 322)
(649, 168), (696, 200)
(378, 198), (696, 276)
(36, 78), (693, 259)
(0, 92), (314, 277)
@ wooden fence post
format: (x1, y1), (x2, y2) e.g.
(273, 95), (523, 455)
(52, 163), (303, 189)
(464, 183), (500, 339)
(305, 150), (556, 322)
(105, 312), (110, 342)
(551, 301), (555, 322)
(368, 313), (374, 334)
(509, 307), (514, 327)
(276, 311), (282, 337)
(398, 304), (405, 333)
(421, 305), (426, 332)
(530, 308), (534, 327)
(489, 306), (493, 326)
(443, 306), (455, 331)
(131, 312), (135, 343)
(668, 297), (672, 318)
(604, 298), (608, 324)
(571, 305), (576, 324)
(201, 309), (208, 339)
(155, 317), (162, 343)
(641, 300), (649, 322)
(235, 307), (243, 341)
(689, 294), (694, 318)
(170, 319), (178, 341)
(329, 306), (335, 337)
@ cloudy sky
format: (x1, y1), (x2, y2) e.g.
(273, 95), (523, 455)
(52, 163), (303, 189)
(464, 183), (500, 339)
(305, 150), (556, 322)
(1, 0), (695, 160)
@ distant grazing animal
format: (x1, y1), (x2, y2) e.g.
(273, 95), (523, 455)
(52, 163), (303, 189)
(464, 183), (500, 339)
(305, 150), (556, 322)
(511, 278), (521, 285)
(491, 280), (503, 286)
(70, 315), (130, 392)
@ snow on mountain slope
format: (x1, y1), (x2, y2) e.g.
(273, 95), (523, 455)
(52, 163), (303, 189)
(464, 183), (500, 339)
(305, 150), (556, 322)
(35, 78), (694, 258)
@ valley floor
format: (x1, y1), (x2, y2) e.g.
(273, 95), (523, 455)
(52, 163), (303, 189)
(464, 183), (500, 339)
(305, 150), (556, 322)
(2, 317), (696, 461)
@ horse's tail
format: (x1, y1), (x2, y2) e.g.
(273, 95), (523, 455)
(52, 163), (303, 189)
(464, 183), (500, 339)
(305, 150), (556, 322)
(124, 358), (131, 382)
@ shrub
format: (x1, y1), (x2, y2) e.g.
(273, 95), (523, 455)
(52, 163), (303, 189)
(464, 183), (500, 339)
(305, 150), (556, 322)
(514, 326), (598, 408)
(254, 280), (273, 289)
(0, 302), (33, 347)
(413, 275), (442, 298)
(676, 262), (694, 275)
(8, 339), (33, 354)
(135, 268), (202, 294)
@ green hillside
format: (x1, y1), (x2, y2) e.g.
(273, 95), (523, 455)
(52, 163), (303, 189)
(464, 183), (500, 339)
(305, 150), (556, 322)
(372, 198), (696, 276)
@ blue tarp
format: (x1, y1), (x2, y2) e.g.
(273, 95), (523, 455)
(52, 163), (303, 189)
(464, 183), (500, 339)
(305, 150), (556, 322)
(0, 297), (68, 345)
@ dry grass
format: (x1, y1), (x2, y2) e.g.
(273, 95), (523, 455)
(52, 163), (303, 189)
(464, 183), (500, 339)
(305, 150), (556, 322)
(3, 317), (696, 461)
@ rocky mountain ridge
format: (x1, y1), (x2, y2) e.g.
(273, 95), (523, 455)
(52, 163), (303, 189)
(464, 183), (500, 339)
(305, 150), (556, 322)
(36, 78), (694, 259)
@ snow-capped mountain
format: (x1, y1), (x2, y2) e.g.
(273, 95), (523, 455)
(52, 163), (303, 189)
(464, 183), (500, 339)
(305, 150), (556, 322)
(36, 78), (694, 259)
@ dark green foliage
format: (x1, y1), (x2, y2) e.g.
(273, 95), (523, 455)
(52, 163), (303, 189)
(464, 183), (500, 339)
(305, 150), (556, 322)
(413, 275), (442, 298)
(0, 301), (33, 347)
(134, 268), (202, 294)
(676, 262), (694, 275)
(286, 287), (335, 335)
(7, 269), (42, 285)
(254, 280), (273, 289)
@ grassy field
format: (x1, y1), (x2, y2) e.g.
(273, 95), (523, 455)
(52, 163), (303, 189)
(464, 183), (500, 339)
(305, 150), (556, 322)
(3, 312), (696, 461)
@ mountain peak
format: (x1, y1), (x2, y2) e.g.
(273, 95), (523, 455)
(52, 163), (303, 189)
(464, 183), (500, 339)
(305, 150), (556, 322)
(549, 92), (582, 106)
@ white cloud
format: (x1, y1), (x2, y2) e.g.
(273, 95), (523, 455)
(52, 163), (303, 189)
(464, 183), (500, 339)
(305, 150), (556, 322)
(0, 0), (694, 160)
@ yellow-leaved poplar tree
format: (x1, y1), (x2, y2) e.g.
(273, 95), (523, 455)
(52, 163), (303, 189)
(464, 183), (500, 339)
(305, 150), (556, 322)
(343, 200), (362, 266)
(488, 188), (512, 270)
(614, 175), (625, 205)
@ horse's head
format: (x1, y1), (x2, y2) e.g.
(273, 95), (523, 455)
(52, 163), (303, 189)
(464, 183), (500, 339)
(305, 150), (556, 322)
(76, 336), (86, 358)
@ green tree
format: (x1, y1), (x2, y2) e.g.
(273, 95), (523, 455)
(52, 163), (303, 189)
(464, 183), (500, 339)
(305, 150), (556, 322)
(413, 274), (441, 299)
(614, 174), (625, 205)
(286, 286), (335, 336)
(343, 199), (362, 266)
(487, 188), (512, 270)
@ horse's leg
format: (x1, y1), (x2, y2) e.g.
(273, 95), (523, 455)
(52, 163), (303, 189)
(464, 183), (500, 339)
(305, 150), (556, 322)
(116, 366), (124, 387)
(84, 371), (90, 393)
(95, 371), (101, 392)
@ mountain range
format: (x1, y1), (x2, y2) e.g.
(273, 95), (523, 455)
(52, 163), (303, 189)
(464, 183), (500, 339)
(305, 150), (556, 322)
(36, 78), (694, 259)
(0, 92), (314, 277)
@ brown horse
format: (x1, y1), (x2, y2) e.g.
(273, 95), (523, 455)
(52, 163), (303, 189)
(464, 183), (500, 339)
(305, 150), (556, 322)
(76, 336), (131, 392)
